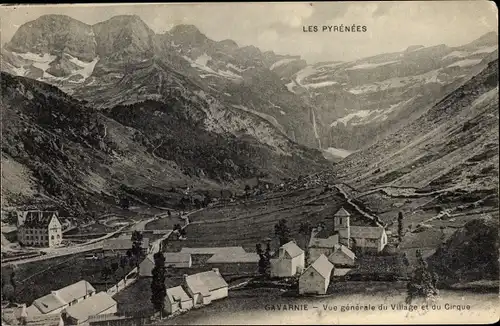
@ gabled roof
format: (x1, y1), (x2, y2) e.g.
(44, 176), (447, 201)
(20, 211), (58, 228)
(164, 252), (191, 264)
(305, 254), (333, 279)
(32, 280), (96, 314)
(103, 238), (149, 251)
(350, 226), (385, 239)
(334, 208), (351, 217)
(55, 280), (95, 304)
(308, 230), (339, 249)
(180, 247), (246, 255)
(280, 241), (304, 259)
(32, 293), (66, 314)
(166, 286), (191, 303)
(329, 245), (356, 261)
(185, 270), (228, 295)
(207, 252), (259, 264)
(65, 292), (116, 322)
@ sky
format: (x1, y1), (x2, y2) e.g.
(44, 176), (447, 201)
(0, 1), (498, 63)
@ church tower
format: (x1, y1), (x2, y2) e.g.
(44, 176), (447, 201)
(333, 207), (351, 247)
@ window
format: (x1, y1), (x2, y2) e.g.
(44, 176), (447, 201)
(51, 235), (55, 240)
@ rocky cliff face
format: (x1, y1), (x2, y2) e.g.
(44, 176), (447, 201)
(1, 71), (328, 216)
(2, 15), (497, 156)
(278, 32), (498, 151)
(333, 59), (499, 193)
(2, 15), (319, 148)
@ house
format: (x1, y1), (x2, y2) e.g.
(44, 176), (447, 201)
(206, 252), (259, 264)
(183, 268), (228, 306)
(2, 305), (64, 326)
(139, 253), (192, 276)
(299, 254), (334, 295)
(332, 207), (388, 253)
(102, 238), (150, 257)
(63, 292), (117, 325)
(308, 226), (340, 263)
(17, 211), (63, 247)
(270, 240), (305, 278)
(350, 226), (388, 253)
(327, 244), (356, 267)
(164, 286), (193, 315)
(179, 246), (247, 255)
(26, 280), (96, 315)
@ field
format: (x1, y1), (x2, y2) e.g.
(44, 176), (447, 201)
(1, 251), (137, 304)
(158, 187), (353, 253)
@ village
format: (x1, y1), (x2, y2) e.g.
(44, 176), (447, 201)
(1, 179), (418, 326)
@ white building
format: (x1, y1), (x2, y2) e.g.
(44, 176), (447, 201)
(327, 244), (356, 267)
(270, 240), (305, 278)
(139, 252), (192, 276)
(17, 211), (63, 247)
(350, 226), (388, 253)
(299, 254), (333, 295)
(183, 268), (228, 306)
(333, 207), (388, 253)
(26, 280), (96, 316)
(63, 292), (117, 325)
(308, 227), (340, 263)
(164, 286), (193, 315)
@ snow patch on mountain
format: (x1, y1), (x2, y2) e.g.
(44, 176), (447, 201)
(347, 69), (447, 94)
(471, 46), (498, 55)
(14, 51), (56, 73)
(330, 99), (413, 127)
(67, 54), (99, 79)
(323, 147), (353, 159)
(346, 60), (400, 70)
(295, 66), (319, 86)
(447, 59), (483, 68)
(305, 80), (338, 89)
(195, 53), (212, 66)
(270, 58), (297, 70)
(442, 51), (469, 60)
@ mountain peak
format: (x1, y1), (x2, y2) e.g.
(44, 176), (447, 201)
(6, 14), (96, 61)
(170, 24), (203, 36)
(468, 31), (499, 47)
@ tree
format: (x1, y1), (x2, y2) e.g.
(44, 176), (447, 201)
(120, 256), (128, 281)
(111, 262), (119, 273)
(298, 221), (312, 250)
(131, 231), (144, 265)
(151, 251), (167, 318)
(274, 219), (291, 247)
(256, 243), (271, 276)
(101, 266), (111, 289)
(406, 249), (439, 304)
(167, 210), (172, 217)
(119, 197), (130, 210)
(179, 228), (187, 239)
(398, 212), (404, 243)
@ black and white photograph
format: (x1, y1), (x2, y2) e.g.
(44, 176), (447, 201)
(0, 1), (498, 325)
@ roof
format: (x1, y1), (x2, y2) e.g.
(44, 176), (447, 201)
(207, 252), (259, 264)
(350, 226), (386, 239)
(20, 211), (58, 228)
(164, 252), (191, 264)
(103, 238), (149, 251)
(333, 268), (352, 277)
(166, 286), (191, 303)
(55, 280), (96, 304)
(180, 247), (246, 255)
(32, 280), (96, 314)
(280, 241), (304, 259)
(185, 271), (228, 295)
(65, 292), (117, 322)
(308, 230), (339, 249)
(306, 254), (333, 279)
(32, 293), (66, 314)
(334, 208), (351, 217)
(329, 245), (356, 261)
